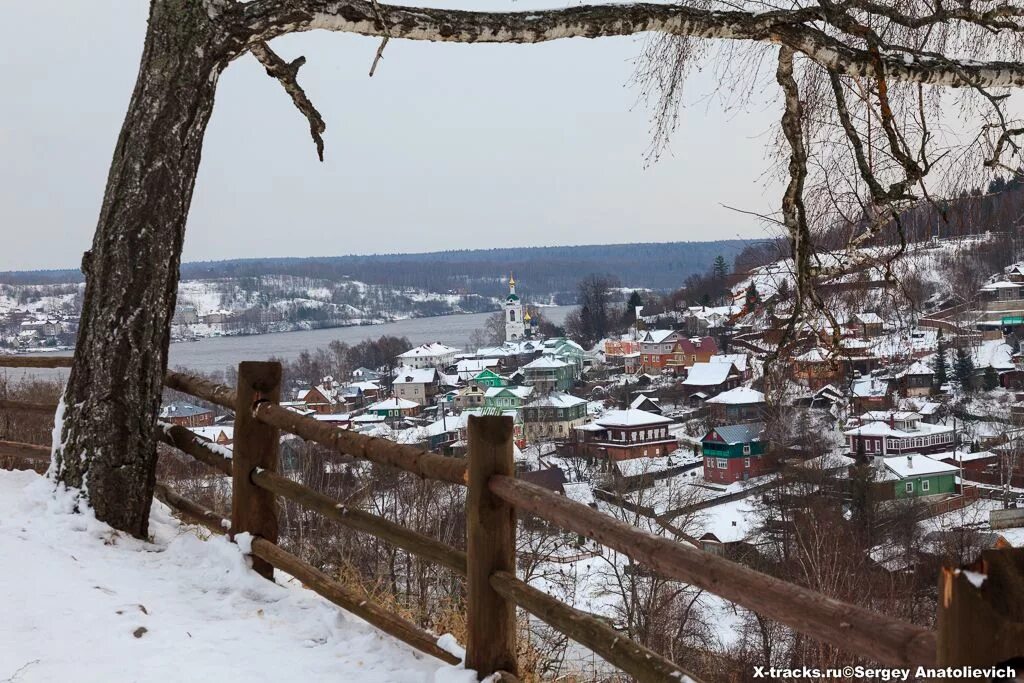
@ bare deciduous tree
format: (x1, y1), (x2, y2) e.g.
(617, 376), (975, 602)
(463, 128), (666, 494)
(56, 0), (1024, 535)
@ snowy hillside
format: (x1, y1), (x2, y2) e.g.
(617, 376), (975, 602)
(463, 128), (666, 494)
(0, 469), (471, 683)
(732, 234), (998, 315)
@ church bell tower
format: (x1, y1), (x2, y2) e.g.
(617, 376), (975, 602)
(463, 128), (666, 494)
(504, 273), (525, 341)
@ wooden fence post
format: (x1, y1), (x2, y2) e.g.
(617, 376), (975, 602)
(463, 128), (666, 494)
(936, 546), (1024, 674)
(232, 361), (281, 581)
(466, 415), (518, 679)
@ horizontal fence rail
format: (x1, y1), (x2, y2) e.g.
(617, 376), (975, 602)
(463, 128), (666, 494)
(0, 399), (60, 414)
(490, 475), (937, 668)
(151, 482), (460, 666)
(5, 354), (1007, 680)
(252, 400), (468, 485)
(250, 467), (468, 576)
(489, 570), (695, 682)
(0, 355), (73, 368)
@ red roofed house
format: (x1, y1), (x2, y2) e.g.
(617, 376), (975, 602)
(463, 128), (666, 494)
(574, 409), (675, 461)
(664, 336), (720, 375)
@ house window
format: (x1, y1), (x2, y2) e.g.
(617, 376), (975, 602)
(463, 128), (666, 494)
(744, 457), (751, 468)
(921, 479), (930, 492)
(876, 439), (882, 452)
(905, 482), (914, 493)
(643, 449), (648, 457)
(742, 444), (751, 455)
(717, 458), (728, 469)
(866, 440), (873, 452)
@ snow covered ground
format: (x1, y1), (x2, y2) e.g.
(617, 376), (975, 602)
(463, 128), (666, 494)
(0, 469), (472, 683)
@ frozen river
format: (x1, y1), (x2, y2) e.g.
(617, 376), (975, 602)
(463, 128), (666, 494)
(5, 306), (574, 379)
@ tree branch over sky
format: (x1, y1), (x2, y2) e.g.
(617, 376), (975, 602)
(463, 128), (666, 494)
(53, 0), (1024, 537)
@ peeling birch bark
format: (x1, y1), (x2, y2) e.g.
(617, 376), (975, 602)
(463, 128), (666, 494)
(54, 0), (227, 537)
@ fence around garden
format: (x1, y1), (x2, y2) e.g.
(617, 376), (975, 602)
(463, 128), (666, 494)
(1, 354), (1022, 681)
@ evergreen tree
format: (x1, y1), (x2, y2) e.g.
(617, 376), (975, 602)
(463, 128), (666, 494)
(712, 255), (729, 280)
(745, 282), (760, 309)
(623, 290), (644, 327)
(932, 335), (948, 390)
(983, 365), (1000, 391)
(953, 345), (976, 392)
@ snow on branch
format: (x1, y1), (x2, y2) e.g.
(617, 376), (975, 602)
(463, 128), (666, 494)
(232, 0), (1024, 88)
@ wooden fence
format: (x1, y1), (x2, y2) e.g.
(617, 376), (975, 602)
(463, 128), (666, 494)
(2, 354), (1022, 680)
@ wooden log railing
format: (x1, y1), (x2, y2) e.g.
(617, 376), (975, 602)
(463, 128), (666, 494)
(2, 355), (1020, 680)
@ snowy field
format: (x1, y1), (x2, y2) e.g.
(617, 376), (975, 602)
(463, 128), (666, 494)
(0, 469), (472, 683)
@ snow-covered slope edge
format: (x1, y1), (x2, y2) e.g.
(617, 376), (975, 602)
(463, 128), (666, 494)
(0, 469), (474, 683)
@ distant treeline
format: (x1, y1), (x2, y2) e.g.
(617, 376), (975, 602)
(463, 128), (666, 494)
(0, 241), (756, 297)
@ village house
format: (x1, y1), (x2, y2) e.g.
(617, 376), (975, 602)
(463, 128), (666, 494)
(850, 375), (896, 413)
(187, 425), (234, 447)
(522, 356), (574, 393)
(792, 348), (843, 390)
(663, 336), (719, 375)
(629, 394), (662, 415)
(351, 367), (383, 381)
(603, 334), (642, 358)
(709, 353), (751, 380)
(638, 329), (678, 374)
(701, 422), (768, 484)
(483, 385), (534, 412)
(172, 304), (199, 325)
(455, 358), (500, 382)
(392, 367), (440, 406)
(897, 360), (934, 397)
(453, 384), (487, 410)
(879, 455), (959, 499)
(159, 401), (215, 428)
(622, 352), (642, 375)
(396, 342), (460, 370)
(706, 387), (766, 424)
(844, 411), (955, 459)
(848, 312), (884, 339)
(522, 392), (589, 442)
(365, 397), (421, 418)
(470, 368), (506, 388)
(681, 361), (743, 403)
(294, 385), (338, 414)
(573, 409), (675, 461)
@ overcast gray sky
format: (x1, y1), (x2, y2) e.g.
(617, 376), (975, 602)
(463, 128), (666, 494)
(0, 1), (782, 272)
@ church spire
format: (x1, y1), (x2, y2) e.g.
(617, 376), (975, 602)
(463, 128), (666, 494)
(508, 272), (516, 295)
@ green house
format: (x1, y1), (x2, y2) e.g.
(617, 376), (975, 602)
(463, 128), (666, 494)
(483, 385), (534, 411)
(883, 456), (958, 499)
(472, 368), (506, 388)
(522, 356), (575, 392)
(701, 423), (768, 484)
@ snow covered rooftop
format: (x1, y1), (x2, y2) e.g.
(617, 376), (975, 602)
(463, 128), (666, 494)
(642, 329), (677, 343)
(523, 392), (587, 409)
(883, 455), (959, 478)
(484, 385), (533, 399)
(0, 470), (468, 683)
(594, 408), (672, 428)
(710, 353), (748, 372)
(522, 356), (569, 369)
(366, 397), (419, 411)
(924, 449), (996, 464)
(397, 342), (460, 359)
(682, 362), (734, 387)
(844, 420), (952, 438)
(706, 387), (765, 405)
(851, 378), (891, 397)
(392, 368), (438, 385)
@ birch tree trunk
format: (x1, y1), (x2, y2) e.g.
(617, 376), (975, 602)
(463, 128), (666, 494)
(53, 0), (225, 538)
